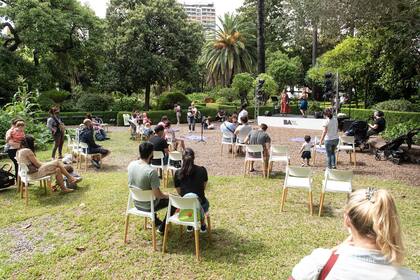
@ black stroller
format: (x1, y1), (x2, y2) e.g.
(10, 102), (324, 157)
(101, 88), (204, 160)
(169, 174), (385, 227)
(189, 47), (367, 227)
(344, 120), (369, 149)
(374, 128), (420, 164)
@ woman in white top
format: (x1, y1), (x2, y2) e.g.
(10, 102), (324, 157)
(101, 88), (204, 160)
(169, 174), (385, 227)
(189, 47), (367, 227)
(234, 116), (252, 154)
(238, 104), (248, 124)
(292, 188), (419, 280)
(319, 108), (339, 169)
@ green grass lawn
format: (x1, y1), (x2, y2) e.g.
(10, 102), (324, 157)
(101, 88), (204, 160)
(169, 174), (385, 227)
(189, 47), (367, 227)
(0, 131), (419, 279)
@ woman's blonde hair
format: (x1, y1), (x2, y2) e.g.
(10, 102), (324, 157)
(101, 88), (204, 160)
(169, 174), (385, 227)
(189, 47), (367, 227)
(345, 188), (404, 264)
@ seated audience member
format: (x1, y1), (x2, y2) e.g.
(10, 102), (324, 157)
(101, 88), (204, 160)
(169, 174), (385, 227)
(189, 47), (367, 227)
(244, 123), (271, 172)
(140, 122), (153, 139)
(215, 110), (226, 122)
(291, 188), (419, 280)
(5, 118), (25, 179)
(142, 112), (151, 125)
(203, 116), (215, 130)
(149, 125), (169, 166)
(16, 135), (77, 193)
(164, 121), (185, 151)
(367, 110), (386, 138)
(174, 148), (209, 233)
(220, 115), (238, 136)
(79, 119), (110, 168)
(238, 104), (248, 124)
(128, 142), (176, 234)
(234, 116), (252, 154)
(85, 113), (109, 141)
(157, 115), (169, 127)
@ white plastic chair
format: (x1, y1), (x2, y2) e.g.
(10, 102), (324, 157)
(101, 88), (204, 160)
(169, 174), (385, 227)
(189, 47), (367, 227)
(267, 145), (290, 178)
(336, 136), (356, 167)
(220, 131), (235, 158)
(66, 134), (78, 154)
(123, 186), (157, 250)
(281, 166), (313, 215)
(234, 137), (247, 158)
(162, 194), (211, 261)
(77, 142), (102, 172)
(166, 151), (182, 180)
(312, 136), (326, 166)
(17, 162), (52, 206)
(150, 151), (168, 188)
(123, 114), (130, 126)
(244, 145), (266, 177)
(319, 169), (353, 216)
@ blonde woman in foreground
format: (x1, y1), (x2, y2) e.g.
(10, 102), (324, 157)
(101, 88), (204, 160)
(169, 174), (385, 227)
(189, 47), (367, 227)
(291, 188), (419, 280)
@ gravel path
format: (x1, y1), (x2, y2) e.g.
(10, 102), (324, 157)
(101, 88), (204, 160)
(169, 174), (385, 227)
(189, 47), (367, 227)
(109, 123), (420, 186)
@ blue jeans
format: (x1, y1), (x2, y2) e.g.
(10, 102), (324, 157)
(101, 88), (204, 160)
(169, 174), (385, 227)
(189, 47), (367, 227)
(187, 116), (195, 131)
(325, 139), (339, 169)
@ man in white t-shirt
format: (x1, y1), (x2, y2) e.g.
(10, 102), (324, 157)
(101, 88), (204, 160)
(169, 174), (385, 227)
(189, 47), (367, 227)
(238, 104), (248, 124)
(234, 116), (252, 154)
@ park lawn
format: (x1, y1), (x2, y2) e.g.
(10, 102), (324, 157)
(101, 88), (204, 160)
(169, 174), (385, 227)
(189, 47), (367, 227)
(0, 131), (419, 279)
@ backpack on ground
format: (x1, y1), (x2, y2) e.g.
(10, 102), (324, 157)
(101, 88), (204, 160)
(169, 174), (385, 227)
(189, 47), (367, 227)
(0, 164), (15, 189)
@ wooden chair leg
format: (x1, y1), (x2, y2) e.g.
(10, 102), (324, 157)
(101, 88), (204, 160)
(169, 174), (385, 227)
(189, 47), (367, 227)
(336, 151), (339, 165)
(20, 179), (24, 198)
(207, 215), (211, 242)
(353, 152), (357, 167)
(25, 183), (28, 206)
(179, 225), (183, 238)
(194, 229), (200, 261)
(308, 191), (313, 215)
(43, 180), (47, 194)
(152, 222), (157, 251)
(319, 192), (325, 217)
(85, 156), (88, 172)
(16, 176), (21, 193)
(144, 217), (148, 230)
(162, 223), (170, 253)
(124, 215), (130, 243)
(280, 188), (288, 211)
(244, 160), (247, 177)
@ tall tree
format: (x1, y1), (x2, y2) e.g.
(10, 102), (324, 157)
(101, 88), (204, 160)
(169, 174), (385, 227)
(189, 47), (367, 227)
(104, 0), (204, 110)
(201, 13), (256, 87)
(256, 0), (265, 73)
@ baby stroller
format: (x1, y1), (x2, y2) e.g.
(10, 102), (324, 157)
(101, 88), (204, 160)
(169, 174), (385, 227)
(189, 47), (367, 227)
(374, 128), (420, 165)
(345, 120), (369, 149)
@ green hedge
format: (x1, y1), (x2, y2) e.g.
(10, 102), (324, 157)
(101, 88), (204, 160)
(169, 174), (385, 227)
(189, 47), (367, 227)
(205, 103), (238, 111)
(341, 108), (420, 128)
(35, 111), (118, 125)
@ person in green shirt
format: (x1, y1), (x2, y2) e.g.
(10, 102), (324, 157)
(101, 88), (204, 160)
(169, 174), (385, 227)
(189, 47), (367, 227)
(128, 142), (175, 234)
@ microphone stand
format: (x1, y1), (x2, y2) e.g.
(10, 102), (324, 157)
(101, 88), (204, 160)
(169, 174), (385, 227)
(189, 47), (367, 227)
(197, 115), (206, 143)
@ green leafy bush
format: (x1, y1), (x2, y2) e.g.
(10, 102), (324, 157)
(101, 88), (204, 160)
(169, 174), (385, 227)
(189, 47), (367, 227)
(217, 88), (236, 102)
(187, 92), (211, 103)
(308, 101), (323, 114)
(341, 108), (420, 128)
(41, 89), (71, 104)
(372, 99), (418, 112)
(111, 96), (143, 112)
(77, 93), (114, 111)
(156, 91), (191, 110)
(382, 120), (419, 144)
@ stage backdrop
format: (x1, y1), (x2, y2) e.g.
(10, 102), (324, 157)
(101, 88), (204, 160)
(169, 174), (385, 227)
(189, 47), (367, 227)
(257, 116), (325, 130)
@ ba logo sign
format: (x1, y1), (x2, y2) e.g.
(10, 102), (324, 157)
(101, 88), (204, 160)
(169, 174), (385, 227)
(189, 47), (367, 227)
(283, 119), (298, 126)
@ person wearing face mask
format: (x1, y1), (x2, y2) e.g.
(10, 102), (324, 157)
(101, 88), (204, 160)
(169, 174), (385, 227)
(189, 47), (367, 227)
(290, 188), (419, 280)
(127, 142), (176, 235)
(47, 106), (65, 160)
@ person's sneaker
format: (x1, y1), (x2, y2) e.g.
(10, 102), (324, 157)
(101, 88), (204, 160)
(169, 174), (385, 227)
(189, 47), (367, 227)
(157, 225), (164, 236)
(91, 159), (100, 169)
(200, 224), (207, 233)
(186, 226), (193, 233)
(301, 163), (305, 167)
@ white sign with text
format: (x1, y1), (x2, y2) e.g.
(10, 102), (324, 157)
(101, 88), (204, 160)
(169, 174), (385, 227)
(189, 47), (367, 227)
(257, 116), (325, 130)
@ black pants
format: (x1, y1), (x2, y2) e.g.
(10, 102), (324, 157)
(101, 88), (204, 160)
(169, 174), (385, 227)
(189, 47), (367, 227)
(7, 148), (18, 179)
(136, 198), (176, 230)
(52, 132), (64, 158)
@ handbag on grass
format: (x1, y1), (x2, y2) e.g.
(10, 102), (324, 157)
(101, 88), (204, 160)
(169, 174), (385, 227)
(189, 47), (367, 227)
(0, 163), (15, 189)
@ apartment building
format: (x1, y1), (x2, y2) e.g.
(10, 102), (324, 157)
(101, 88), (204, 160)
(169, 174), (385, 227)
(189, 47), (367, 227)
(180, 1), (216, 38)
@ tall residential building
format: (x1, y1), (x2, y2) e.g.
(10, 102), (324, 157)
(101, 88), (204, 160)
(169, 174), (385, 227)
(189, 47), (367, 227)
(180, 1), (216, 38)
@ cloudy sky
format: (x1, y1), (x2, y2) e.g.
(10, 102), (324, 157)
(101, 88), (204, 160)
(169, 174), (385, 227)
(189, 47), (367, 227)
(80, 0), (245, 18)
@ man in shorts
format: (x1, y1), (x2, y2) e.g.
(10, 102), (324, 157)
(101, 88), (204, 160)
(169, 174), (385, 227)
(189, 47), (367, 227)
(79, 119), (110, 168)
(244, 123), (271, 172)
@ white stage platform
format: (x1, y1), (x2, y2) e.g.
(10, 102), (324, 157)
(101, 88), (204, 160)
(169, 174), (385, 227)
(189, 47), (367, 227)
(257, 115), (325, 130)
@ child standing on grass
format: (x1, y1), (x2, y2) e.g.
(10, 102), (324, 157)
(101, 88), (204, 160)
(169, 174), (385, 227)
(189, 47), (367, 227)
(299, 135), (313, 166)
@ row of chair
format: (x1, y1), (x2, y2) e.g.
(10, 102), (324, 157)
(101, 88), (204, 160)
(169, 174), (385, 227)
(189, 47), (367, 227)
(150, 151), (183, 188)
(124, 186), (211, 261)
(281, 167), (353, 216)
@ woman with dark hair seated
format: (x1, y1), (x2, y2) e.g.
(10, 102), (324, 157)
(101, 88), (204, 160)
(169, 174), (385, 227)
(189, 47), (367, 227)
(16, 135), (77, 193)
(174, 148), (209, 233)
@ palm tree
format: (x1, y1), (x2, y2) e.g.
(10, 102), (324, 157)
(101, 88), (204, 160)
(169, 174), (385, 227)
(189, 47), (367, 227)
(201, 13), (256, 86)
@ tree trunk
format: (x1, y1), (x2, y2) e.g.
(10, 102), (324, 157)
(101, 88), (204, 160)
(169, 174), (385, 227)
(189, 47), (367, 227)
(257, 0), (265, 74)
(311, 21), (318, 68)
(145, 83), (151, 111)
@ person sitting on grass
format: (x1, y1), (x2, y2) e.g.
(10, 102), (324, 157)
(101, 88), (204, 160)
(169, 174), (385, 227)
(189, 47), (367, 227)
(244, 123), (271, 172)
(291, 188), (419, 280)
(299, 135), (313, 167)
(16, 135), (78, 193)
(128, 142), (176, 235)
(174, 148), (209, 233)
(79, 119), (110, 169)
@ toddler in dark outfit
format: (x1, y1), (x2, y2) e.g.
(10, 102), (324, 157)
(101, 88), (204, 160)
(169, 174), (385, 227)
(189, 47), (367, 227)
(299, 135), (313, 166)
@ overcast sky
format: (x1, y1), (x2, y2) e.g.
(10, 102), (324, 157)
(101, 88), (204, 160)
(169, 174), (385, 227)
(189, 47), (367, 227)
(80, 0), (245, 19)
